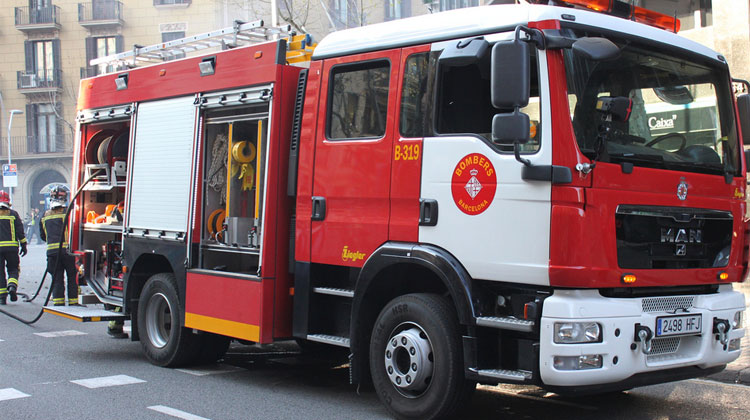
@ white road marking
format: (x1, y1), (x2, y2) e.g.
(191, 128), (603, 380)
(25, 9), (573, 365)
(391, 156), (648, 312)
(0, 388), (30, 401)
(71, 374), (146, 389)
(34, 330), (87, 338)
(0, 338), (4, 342)
(148, 405), (211, 420)
(176, 364), (243, 376)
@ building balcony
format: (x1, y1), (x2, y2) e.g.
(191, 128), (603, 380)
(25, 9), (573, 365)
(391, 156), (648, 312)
(0, 136), (73, 160)
(78, 1), (124, 29)
(14, 6), (62, 32)
(17, 70), (63, 96)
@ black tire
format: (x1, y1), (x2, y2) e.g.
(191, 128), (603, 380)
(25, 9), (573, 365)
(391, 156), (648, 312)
(369, 293), (476, 420)
(195, 333), (231, 364)
(137, 273), (198, 367)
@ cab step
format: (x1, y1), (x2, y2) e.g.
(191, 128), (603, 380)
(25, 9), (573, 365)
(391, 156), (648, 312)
(43, 305), (129, 322)
(468, 368), (532, 382)
(312, 287), (354, 298)
(306, 334), (351, 348)
(476, 316), (535, 332)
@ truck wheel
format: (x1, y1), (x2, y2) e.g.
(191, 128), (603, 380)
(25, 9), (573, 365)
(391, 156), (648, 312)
(369, 293), (475, 420)
(137, 273), (198, 367)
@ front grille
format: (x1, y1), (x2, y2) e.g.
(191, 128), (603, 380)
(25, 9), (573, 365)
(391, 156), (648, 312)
(642, 296), (695, 313)
(648, 336), (681, 355)
(616, 205), (732, 269)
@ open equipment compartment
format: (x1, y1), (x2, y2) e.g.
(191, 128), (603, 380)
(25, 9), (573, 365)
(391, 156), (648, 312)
(198, 99), (270, 275)
(75, 105), (132, 298)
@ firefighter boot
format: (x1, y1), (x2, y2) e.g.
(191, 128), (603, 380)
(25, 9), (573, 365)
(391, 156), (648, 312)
(8, 282), (17, 302)
(0, 295), (5, 305)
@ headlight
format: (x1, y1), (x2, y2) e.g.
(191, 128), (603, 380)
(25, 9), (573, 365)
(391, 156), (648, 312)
(554, 322), (602, 344)
(733, 311), (745, 329)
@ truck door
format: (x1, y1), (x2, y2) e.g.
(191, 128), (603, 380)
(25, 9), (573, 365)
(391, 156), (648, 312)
(418, 45), (552, 286)
(310, 49), (400, 266)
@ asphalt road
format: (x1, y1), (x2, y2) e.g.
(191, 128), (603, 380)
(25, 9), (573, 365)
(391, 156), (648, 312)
(1, 245), (749, 420)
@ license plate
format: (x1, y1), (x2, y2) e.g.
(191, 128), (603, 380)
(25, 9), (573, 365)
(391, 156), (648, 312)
(656, 314), (702, 337)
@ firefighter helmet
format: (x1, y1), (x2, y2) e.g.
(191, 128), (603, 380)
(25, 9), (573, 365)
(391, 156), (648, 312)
(0, 191), (10, 209)
(50, 185), (68, 202)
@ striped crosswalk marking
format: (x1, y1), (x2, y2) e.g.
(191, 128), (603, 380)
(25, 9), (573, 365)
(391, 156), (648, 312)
(148, 405), (211, 420)
(71, 375), (146, 389)
(0, 388), (30, 401)
(34, 330), (87, 338)
(176, 364), (242, 376)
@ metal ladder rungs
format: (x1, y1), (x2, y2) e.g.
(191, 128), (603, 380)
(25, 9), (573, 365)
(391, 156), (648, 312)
(90, 19), (294, 70)
(306, 334), (350, 348)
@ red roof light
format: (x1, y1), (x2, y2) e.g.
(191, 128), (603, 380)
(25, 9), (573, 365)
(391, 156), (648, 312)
(551, 0), (680, 32)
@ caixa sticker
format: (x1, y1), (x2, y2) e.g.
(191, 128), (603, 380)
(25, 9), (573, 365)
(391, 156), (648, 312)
(451, 153), (497, 215)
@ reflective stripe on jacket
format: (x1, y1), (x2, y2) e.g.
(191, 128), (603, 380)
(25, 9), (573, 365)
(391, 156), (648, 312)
(0, 210), (27, 248)
(41, 213), (68, 255)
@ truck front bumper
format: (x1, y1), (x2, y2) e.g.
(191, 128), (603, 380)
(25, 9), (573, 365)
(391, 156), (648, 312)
(538, 285), (745, 388)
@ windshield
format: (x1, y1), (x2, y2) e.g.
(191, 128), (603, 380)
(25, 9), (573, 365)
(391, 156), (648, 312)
(564, 30), (740, 176)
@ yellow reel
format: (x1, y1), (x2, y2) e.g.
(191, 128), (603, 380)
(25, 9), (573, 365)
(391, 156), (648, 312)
(232, 141), (256, 163)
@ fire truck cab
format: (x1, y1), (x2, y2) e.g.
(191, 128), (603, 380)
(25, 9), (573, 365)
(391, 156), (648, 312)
(56, 2), (747, 419)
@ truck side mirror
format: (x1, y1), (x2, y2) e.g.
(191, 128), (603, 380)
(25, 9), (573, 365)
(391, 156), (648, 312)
(737, 94), (750, 145)
(491, 39), (530, 110)
(492, 110), (529, 145)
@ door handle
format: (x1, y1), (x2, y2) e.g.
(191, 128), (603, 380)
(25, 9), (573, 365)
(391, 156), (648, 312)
(419, 199), (438, 226)
(311, 196), (326, 221)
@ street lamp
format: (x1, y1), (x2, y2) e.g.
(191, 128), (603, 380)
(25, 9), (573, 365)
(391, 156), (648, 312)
(7, 109), (23, 204)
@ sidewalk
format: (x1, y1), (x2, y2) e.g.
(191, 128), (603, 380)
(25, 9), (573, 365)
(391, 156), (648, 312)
(708, 281), (750, 385)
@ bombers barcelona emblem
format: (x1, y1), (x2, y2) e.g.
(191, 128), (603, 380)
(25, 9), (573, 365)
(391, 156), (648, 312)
(451, 153), (497, 215)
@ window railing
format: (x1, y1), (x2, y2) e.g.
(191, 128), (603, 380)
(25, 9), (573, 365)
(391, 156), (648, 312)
(14, 6), (61, 26)
(0, 135), (73, 158)
(78, 1), (123, 23)
(17, 69), (63, 90)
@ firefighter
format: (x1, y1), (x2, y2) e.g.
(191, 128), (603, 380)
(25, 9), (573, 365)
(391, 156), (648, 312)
(0, 191), (27, 305)
(40, 187), (78, 306)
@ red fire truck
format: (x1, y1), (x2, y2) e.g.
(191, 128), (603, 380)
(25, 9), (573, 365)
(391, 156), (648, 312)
(48, 1), (747, 418)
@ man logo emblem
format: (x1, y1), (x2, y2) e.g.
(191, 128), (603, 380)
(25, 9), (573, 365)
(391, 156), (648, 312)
(677, 179), (688, 201)
(675, 244), (687, 256)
